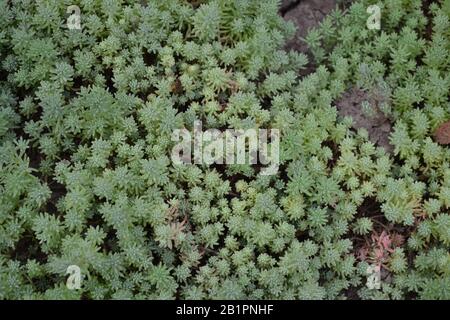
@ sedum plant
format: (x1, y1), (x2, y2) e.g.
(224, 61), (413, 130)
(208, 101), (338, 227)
(0, 0), (449, 300)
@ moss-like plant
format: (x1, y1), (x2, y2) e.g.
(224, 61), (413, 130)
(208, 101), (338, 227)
(0, 0), (448, 300)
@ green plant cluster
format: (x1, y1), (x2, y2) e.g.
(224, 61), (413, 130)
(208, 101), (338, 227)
(0, 0), (449, 300)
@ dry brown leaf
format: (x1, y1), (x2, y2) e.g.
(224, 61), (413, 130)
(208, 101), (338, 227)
(434, 120), (450, 145)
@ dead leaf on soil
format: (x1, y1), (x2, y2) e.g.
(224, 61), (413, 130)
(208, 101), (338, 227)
(434, 120), (450, 145)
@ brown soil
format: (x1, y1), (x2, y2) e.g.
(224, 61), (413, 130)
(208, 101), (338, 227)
(280, 1), (395, 152)
(282, 0), (337, 53)
(335, 87), (394, 153)
(282, 0), (337, 74)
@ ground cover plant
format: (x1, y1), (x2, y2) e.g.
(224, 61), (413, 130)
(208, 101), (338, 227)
(0, 0), (449, 300)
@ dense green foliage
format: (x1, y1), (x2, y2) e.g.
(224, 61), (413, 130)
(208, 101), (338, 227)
(0, 0), (449, 299)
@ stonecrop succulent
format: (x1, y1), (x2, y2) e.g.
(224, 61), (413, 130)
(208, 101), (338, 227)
(0, 0), (449, 300)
